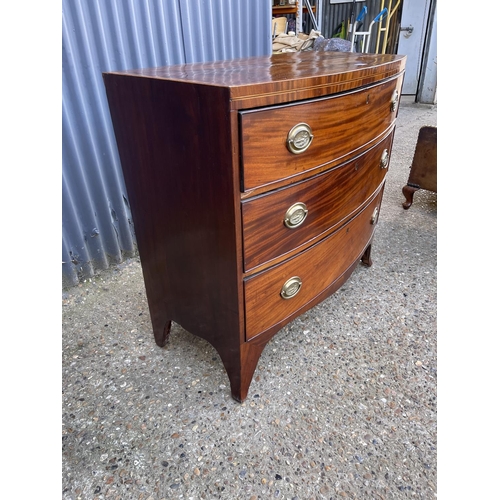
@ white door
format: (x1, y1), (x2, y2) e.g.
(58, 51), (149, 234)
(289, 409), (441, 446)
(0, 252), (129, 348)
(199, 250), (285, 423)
(397, 0), (432, 95)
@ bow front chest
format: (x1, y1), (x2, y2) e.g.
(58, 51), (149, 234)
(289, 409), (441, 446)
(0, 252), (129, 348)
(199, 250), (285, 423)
(103, 51), (406, 402)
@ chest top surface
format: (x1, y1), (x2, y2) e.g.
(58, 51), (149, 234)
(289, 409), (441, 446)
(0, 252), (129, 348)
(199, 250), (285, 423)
(105, 51), (406, 108)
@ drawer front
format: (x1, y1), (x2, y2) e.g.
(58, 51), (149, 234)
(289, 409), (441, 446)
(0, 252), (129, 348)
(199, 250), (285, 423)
(240, 75), (402, 191)
(241, 131), (394, 271)
(244, 188), (383, 341)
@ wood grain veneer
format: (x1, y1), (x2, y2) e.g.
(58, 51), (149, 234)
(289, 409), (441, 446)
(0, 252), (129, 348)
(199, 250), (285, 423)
(241, 130), (394, 271)
(103, 51), (406, 402)
(240, 75), (402, 191)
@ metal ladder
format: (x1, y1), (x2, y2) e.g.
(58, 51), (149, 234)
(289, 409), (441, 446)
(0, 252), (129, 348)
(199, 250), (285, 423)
(375, 0), (401, 54)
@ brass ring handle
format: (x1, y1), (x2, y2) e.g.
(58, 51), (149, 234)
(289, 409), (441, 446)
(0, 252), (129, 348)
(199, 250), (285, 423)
(390, 90), (399, 112)
(286, 123), (313, 154)
(284, 202), (308, 229)
(280, 276), (302, 300)
(380, 149), (389, 169)
(370, 207), (379, 225)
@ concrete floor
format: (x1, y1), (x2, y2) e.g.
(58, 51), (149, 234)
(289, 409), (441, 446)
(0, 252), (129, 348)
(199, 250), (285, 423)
(62, 97), (437, 500)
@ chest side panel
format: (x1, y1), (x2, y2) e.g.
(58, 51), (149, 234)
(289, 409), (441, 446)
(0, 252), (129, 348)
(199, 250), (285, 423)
(103, 74), (243, 344)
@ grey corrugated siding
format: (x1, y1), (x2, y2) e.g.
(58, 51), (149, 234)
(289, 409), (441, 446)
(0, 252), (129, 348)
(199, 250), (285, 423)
(62, 0), (271, 288)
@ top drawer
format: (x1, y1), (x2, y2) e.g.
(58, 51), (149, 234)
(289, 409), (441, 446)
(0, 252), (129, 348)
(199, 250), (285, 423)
(239, 75), (402, 192)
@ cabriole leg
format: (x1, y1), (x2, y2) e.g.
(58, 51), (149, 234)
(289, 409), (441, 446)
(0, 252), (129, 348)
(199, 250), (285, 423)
(402, 184), (419, 209)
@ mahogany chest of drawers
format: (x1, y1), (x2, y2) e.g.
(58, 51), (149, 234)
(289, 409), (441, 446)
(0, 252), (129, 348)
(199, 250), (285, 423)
(103, 51), (406, 402)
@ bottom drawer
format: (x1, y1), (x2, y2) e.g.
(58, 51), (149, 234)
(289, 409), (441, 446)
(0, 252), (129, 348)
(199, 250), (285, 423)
(244, 187), (384, 341)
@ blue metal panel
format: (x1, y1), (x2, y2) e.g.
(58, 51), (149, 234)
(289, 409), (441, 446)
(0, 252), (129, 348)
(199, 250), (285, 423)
(181, 0), (271, 63)
(62, 0), (271, 288)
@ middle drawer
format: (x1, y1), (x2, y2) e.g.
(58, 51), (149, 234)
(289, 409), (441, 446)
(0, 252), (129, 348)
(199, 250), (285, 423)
(241, 130), (394, 272)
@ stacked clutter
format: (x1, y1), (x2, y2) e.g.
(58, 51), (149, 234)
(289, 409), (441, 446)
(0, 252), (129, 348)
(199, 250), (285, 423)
(272, 29), (321, 53)
(272, 30), (353, 54)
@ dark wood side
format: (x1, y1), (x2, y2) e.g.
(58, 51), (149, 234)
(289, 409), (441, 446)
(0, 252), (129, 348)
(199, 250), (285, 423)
(102, 74), (244, 359)
(402, 126), (437, 209)
(407, 126), (437, 191)
(241, 129), (394, 271)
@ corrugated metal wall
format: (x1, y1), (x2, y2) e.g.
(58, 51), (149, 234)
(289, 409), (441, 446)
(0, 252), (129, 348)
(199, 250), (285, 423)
(62, 0), (271, 288)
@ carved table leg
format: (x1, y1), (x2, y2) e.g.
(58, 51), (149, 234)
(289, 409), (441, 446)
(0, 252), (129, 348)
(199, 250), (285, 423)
(402, 184), (419, 210)
(361, 244), (373, 267)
